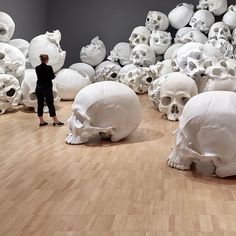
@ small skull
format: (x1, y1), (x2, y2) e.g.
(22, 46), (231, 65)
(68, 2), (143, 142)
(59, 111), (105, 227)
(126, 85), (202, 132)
(0, 11), (15, 42)
(80, 36), (106, 67)
(0, 74), (21, 114)
(130, 44), (156, 67)
(222, 5), (236, 30)
(176, 30), (208, 44)
(149, 30), (172, 55)
(159, 72), (198, 121)
(197, 0), (227, 16)
(145, 11), (169, 31)
(107, 42), (131, 66)
(174, 27), (193, 43)
(208, 22), (231, 41)
(129, 26), (150, 48)
(168, 3), (194, 29)
(189, 10), (215, 34)
(66, 81), (142, 144)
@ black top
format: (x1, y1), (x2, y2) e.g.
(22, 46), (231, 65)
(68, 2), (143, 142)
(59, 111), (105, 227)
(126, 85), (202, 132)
(35, 63), (55, 88)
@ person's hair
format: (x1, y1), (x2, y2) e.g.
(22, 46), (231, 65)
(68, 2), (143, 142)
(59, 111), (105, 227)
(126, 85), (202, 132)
(39, 54), (49, 63)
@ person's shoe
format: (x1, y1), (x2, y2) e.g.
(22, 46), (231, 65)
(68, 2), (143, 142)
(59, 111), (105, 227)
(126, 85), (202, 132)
(53, 121), (64, 126)
(39, 122), (48, 126)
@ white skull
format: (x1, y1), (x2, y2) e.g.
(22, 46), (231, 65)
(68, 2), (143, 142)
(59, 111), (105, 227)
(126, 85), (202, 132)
(159, 72), (198, 121)
(130, 44), (156, 67)
(95, 61), (121, 82)
(168, 91), (236, 177)
(55, 68), (91, 100)
(0, 74), (21, 114)
(155, 59), (174, 77)
(145, 11), (169, 31)
(69, 63), (95, 83)
(0, 12), (15, 42)
(29, 30), (66, 72)
(206, 39), (234, 58)
(9, 39), (29, 58)
(197, 0), (227, 16)
(80, 36), (106, 67)
(116, 63), (138, 82)
(149, 30), (172, 55)
(66, 81), (142, 144)
(168, 3), (194, 29)
(173, 42), (220, 78)
(107, 42), (131, 66)
(129, 26), (150, 48)
(174, 27), (193, 43)
(119, 66), (158, 94)
(176, 30), (208, 44)
(222, 5), (236, 30)
(164, 43), (184, 60)
(189, 10), (215, 33)
(21, 69), (60, 112)
(208, 22), (231, 41)
(0, 42), (26, 81)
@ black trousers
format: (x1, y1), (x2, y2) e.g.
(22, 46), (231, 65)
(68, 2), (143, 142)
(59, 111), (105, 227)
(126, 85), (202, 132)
(35, 86), (56, 117)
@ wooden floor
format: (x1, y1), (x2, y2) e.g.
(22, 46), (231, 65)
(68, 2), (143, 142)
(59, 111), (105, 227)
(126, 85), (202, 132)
(1, 95), (236, 236)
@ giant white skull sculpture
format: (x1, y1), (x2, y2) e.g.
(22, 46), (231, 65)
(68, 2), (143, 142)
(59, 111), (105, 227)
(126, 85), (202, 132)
(21, 69), (60, 112)
(145, 11), (169, 31)
(55, 69), (91, 100)
(149, 30), (172, 55)
(189, 10), (215, 34)
(29, 30), (66, 72)
(222, 5), (236, 30)
(173, 42), (220, 78)
(129, 26), (150, 48)
(130, 44), (156, 67)
(107, 42), (131, 66)
(69, 63), (95, 83)
(119, 66), (158, 94)
(0, 74), (21, 114)
(159, 72), (198, 121)
(197, 0), (227, 16)
(0, 12), (15, 43)
(168, 91), (236, 177)
(66, 81), (142, 144)
(164, 43), (183, 60)
(9, 39), (29, 58)
(0, 42), (25, 82)
(208, 22), (231, 41)
(168, 3), (194, 29)
(95, 61), (121, 82)
(80, 36), (106, 67)
(206, 39), (234, 58)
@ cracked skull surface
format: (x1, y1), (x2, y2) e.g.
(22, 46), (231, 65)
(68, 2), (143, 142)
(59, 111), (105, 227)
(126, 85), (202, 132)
(66, 81), (142, 145)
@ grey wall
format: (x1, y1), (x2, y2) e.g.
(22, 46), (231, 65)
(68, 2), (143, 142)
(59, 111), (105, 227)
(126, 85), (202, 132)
(1, 0), (48, 41)
(47, 0), (236, 67)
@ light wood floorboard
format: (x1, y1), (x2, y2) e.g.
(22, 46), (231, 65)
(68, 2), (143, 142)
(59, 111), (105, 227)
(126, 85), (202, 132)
(1, 95), (236, 235)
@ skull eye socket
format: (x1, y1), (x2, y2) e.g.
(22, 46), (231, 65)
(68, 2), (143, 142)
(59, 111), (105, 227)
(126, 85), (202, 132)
(220, 61), (227, 67)
(212, 68), (221, 76)
(179, 61), (187, 69)
(214, 28), (219, 33)
(189, 61), (197, 70)
(223, 27), (228, 32)
(204, 61), (213, 68)
(229, 69), (235, 76)
(163, 39), (169, 44)
(181, 97), (189, 106)
(141, 37), (146, 42)
(6, 88), (15, 97)
(29, 92), (37, 101)
(146, 17), (150, 22)
(0, 28), (7, 36)
(141, 51), (146, 56)
(0, 52), (5, 60)
(110, 73), (117, 78)
(161, 96), (172, 106)
(153, 37), (159, 43)
(146, 77), (153, 83)
(157, 16), (161, 21)
(132, 33), (137, 38)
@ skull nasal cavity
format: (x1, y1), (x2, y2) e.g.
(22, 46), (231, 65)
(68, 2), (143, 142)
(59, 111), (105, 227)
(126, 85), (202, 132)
(0, 52), (5, 60)
(6, 88), (15, 97)
(171, 104), (179, 114)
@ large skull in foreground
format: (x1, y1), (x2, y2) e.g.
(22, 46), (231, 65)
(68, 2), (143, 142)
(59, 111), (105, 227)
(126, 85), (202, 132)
(145, 11), (169, 31)
(0, 11), (15, 42)
(168, 3), (194, 29)
(168, 91), (236, 177)
(66, 81), (142, 144)
(159, 72), (198, 121)
(0, 42), (26, 82)
(55, 69), (91, 100)
(197, 0), (227, 16)
(0, 74), (21, 114)
(29, 30), (66, 72)
(80, 36), (106, 67)
(119, 66), (158, 94)
(21, 69), (60, 112)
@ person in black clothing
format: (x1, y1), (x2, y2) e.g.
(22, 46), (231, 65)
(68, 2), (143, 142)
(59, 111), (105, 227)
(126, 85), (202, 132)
(35, 54), (64, 126)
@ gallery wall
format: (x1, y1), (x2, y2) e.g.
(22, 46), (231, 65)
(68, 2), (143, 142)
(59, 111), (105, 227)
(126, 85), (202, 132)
(1, 0), (48, 41)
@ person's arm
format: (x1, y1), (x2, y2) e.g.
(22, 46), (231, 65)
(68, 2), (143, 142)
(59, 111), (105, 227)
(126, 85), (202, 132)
(48, 65), (55, 80)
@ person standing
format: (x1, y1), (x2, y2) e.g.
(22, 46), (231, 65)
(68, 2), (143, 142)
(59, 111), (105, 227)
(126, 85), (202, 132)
(35, 54), (64, 126)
